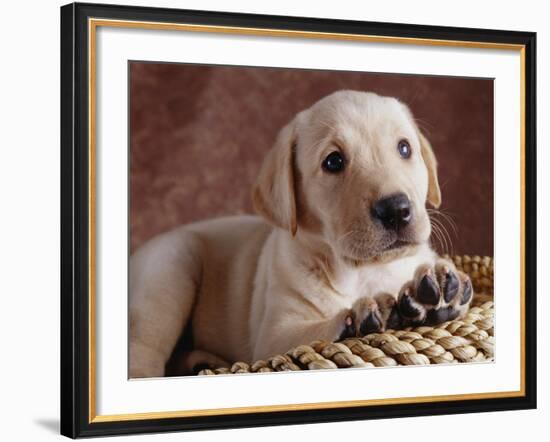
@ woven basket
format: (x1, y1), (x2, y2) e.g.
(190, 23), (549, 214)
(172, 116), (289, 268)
(198, 255), (494, 375)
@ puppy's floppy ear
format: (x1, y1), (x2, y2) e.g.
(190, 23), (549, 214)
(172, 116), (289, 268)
(418, 131), (441, 208)
(252, 119), (298, 236)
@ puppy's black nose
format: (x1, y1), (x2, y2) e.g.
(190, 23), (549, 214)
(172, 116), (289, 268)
(372, 193), (412, 230)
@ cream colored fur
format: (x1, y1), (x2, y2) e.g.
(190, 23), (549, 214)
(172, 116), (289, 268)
(129, 90), (445, 378)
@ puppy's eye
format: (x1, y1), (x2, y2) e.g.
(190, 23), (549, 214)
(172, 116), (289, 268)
(322, 151), (345, 173)
(397, 139), (411, 159)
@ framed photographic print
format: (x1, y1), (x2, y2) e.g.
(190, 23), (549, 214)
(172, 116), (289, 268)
(60, 2), (537, 438)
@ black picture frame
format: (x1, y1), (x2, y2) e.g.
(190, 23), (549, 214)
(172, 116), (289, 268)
(60, 2), (537, 438)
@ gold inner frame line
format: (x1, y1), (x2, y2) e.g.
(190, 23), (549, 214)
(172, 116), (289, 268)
(87, 17), (527, 424)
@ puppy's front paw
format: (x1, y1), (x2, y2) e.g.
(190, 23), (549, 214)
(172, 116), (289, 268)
(338, 294), (400, 340)
(397, 260), (473, 326)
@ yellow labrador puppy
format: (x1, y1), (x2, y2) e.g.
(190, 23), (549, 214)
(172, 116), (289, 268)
(129, 90), (473, 378)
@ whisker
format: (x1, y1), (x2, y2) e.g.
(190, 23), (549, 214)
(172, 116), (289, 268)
(413, 117), (434, 135)
(430, 208), (459, 236)
(430, 214), (455, 256)
(432, 217), (449, 248)
(429, 220), (445, 253)
(428, 208), (459, 239)
(431, 221), (449, 255)
(433, 217), (454, 257)
(430, 226), (441, 250)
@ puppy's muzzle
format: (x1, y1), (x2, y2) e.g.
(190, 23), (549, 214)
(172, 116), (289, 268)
(371, 193), (412, 231)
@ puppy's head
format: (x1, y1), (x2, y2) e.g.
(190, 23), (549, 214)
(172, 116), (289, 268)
(253, 90), (440, 264)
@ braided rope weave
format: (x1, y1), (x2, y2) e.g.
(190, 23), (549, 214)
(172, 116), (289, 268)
(198, 255), (494, 375)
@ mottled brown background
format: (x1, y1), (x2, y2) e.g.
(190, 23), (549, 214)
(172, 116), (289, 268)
(130, 62), (493, 256)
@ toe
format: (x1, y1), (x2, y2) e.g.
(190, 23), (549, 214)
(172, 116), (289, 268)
(359, 310), (383, 335)
(442, 268), (460, 303)
(460, 277), (473, 305)
(374, 293), (400, 328)
(416, 271), (440, 305)
(339, 313), (357, 340)
(385, 305), (402, 330)
(398, 289), (425, 321)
